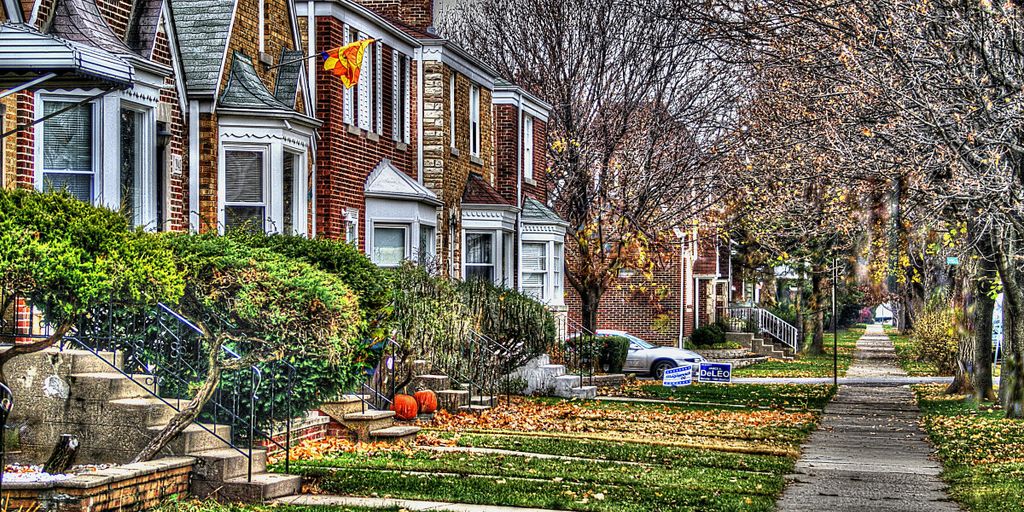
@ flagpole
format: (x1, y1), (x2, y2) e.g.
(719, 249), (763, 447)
(265, 39), (382, 71)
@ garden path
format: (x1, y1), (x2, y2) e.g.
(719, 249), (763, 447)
(775, 324), (961, 512)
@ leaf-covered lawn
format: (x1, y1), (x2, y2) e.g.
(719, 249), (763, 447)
(915, 384), (1024, 511)
(153, 499), (394, 512)
(615, 383), (835, 410)
(275, 394), (819, 511)
(732, 327), (863, 378)
(886, 326), (947, 376)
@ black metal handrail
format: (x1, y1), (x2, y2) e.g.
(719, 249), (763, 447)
(0, 292), (296, 480)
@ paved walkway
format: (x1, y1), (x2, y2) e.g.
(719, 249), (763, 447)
(775, 324), (960, 511)
(275, 494), (562, 511)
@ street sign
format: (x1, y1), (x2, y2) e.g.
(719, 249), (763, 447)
(946, 256), (960, 266)
(662, 365), (693, 387)
(697, 362), (733, 383)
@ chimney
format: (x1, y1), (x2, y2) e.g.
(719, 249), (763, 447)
(357, 0), (434, 30)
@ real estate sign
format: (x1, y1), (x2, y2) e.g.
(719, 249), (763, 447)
(662, 365), (693, 387)
(697, 362), (732, 383)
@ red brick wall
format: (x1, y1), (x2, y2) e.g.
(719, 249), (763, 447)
(494, 106), (549, 206)
(153, 18), (189, 232)
(314, 15), (420, 244)
(523, 117), (548, 202)
(565, 245), (684, 347)
(358, 0), (433, 29)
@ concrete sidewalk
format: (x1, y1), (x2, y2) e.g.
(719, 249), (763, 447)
(275, 494), (564, 511)
(775, 324), (960, 511)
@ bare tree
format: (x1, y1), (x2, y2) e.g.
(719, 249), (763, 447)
(438, 0), (740, 332)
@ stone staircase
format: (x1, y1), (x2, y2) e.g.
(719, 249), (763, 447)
(508, 355), (597, 399)
(751, 335), (796, 360)
(411, 363), (498, 412)
(319, 395), (421, 443)
(6, 347), (301, 502)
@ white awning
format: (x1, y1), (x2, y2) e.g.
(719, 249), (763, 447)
(0, 23), (133, 89)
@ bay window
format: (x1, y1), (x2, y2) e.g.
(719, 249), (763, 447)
(465, 232), (495, 282)
(223, 149), (267, 232)
(41, 101), (95, 202)
(519, 238), (566, 305)
(373, 224), (407, 267)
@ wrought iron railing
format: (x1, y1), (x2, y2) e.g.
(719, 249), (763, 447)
(726, 306), (799, 351)
(0, 292), (296, 480)
(551, 316), (596, 388)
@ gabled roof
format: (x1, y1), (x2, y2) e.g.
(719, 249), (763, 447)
(170, 0), (235, 95)
(219, 52), (292, 110)
(48, 0), (136, 56)
(127, 0), (163, 58)
(522, 197), (568, 226)
(0, 22), (133, 88)
(274, 49), (303, 107)
(365, 159), (441, 206)
(462, 173), (512, 206)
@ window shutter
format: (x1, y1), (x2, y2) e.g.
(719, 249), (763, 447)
(225, 151), (264, 203)
(358, 33), (371, 130)
(375, 43), (383, 135)
(404, 59), (411, 144)
(392, 55), (400, 141)
(343, 26), (353, 125)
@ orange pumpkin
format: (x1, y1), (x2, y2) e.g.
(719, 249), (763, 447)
(414, 389), (438, 414)
(391, 394), (419, 420)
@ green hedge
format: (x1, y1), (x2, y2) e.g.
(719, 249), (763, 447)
(599, 336), (630, 373)
(690, 324), (726, 347)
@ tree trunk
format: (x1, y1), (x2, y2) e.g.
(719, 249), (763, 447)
(947, 261), (976, 395)
(807, 266), (826, 355)
(132, 338), (226, 463)
(579, 285), (602, 335)
(0, 322), (74, 389)
(43, 434), (79, 474)
(973, 254), (997, 402)
(994, 229), (1024, 418)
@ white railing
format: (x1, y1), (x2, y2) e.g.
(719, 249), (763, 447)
(726, 306), (799, 351)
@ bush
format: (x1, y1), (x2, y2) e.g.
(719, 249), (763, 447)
(457, 278), (556, 366)
(690, 325), (726, 347)
(163, 234), (368, 424)
(909, 306), (958, 375)
(598, 336), (630, 373)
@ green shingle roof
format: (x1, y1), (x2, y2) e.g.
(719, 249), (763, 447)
(522, 197), (567, 225)
(274, 49), (304, 106)
(219, 52), (291, 110)
(170, 0), (235, 94)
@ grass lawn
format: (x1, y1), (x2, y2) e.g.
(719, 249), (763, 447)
(915, 384), (1024, 512)
(885, 326), (947, 376)
(277, 390), (828, 512)
(732, 327), (864, 378)
(615, 383), (835, 410)
(152, 499), (396, 512)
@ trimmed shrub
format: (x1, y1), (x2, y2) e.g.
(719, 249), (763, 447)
(690, 325), (726, 347)
(599, 336), (630, 373)
(909, 306), (958, 375)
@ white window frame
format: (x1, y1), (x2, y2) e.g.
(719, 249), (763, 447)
(523, 115), (535, 182)
(34, 92), (157, 229)
(521, 241), (548, 300)
(463, 230), (498, 283)
(469, 84), (480, 157)
(220, 144), (270, 233)
(281, 150), (306, 236)
(392, 52), (411, 144)
(417, 223), (436, 265)
(370, 223), (410, 267)
(519, 237), (565, 306)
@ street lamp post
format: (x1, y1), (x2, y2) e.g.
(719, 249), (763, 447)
(832, 258), (838, 388)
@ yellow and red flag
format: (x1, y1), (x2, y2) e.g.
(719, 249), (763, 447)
(321, 39), (375, 88)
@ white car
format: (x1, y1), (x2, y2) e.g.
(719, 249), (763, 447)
(593, 329), (705, 378)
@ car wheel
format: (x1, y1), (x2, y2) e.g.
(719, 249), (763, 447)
(651, 360), (676, 379)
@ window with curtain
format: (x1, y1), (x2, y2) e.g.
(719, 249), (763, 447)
(418, 225), (435, 264)
(42, 101), (93, 202)
(523, 116), (534, 181)
(224, 149), (266, 232)
(373, 225), (406, 267)
(282, 153), (295, 235)
(465, 232), (494, 282)
(120, 108), (146, 226)
(522, 242), (547, 300)
(469, 84), (480, 157)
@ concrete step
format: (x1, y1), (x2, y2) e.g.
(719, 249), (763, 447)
(62, 349), (124, 373)
(151, 422), (231, 454)
(191, 447), (268, 481)
(340, 410), (396, 441)
(369, 425), (421, 444)
(195, 472), (302, 502)
(411, 374), (450, 391)
(436, 389), (469, 412)
(570, 386), (598, 399)
(319, 396), (367, 421)
(342, 410), (395, 421)
(470, 395), (496, 407)
(108, 397), (179, 426)
(458, 404), (491, 414)
(539, 364), (567, 378)
(70, 372), (158, 400)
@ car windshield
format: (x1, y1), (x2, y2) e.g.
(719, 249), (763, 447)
(622, 333), (655, 349)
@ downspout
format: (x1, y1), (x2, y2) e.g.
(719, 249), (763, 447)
(678, 237), (685, 348)
(515, 92), (524, 292)
(416, 50), (424, 185)
(188, 100), (200, 232)
(308, 0), (317, 236)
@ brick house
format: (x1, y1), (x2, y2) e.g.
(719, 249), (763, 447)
(1, 0), (318, 238)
